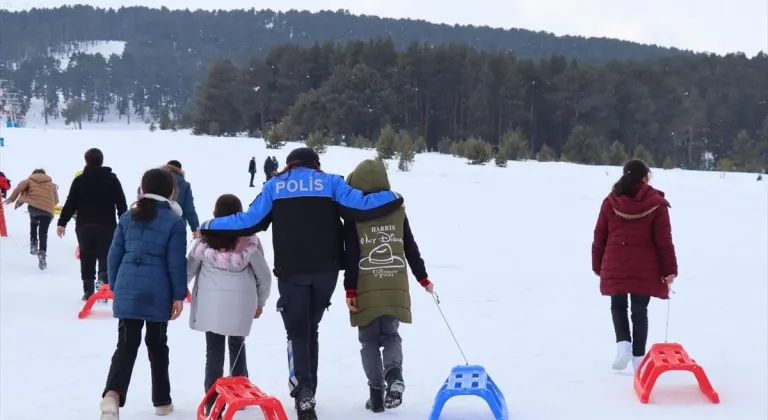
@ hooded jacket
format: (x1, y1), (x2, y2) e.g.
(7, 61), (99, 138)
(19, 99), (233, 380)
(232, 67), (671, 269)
(108, 199), (188, 322)
(163, 164), (200, 232)
(343, 159), (428, 327)
(186, 235), (272, 337)
(592, 183), (678, 299)
(6, 172), (59, 215)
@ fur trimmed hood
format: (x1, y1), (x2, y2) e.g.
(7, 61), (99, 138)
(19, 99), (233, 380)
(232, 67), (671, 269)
(163, 164), (185, 178)
(189, 235), (263, 271)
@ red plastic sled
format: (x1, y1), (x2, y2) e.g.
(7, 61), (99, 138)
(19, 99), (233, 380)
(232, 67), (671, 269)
(634, 342), (719, 404)
(197, 376), (288, 420)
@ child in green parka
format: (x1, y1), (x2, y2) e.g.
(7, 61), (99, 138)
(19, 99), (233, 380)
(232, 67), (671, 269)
(342, 159), (434, 413)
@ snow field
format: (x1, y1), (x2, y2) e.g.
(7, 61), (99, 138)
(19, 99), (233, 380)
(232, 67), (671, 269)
(0, 127), (766, 420)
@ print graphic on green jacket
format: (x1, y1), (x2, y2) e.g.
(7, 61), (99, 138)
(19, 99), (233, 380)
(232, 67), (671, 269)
(345, 159), (415, 327)
(353, 208), (411, 327)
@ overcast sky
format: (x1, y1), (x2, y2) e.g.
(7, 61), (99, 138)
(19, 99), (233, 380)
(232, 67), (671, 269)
(4, 0), (767, 56)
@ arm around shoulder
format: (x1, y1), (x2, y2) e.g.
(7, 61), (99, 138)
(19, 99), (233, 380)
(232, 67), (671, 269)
(201, 188), (273, 236)
(332, 175), (404, 222)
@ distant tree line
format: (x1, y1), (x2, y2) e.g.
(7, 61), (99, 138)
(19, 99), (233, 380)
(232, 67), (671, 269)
(187, 40), (768, 172)
(0, 6), (765, 172)
(0, 5), (690, 66)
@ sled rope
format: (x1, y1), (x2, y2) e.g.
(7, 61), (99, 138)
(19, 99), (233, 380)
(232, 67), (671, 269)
(664, 286), (675, 343)
(432, 292), (469, 366)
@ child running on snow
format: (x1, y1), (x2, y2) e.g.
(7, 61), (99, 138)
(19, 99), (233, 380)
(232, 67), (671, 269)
(342, 159), (434, 413)
(3, 169), (59, 269)
(186, 194), (272, 417)
(100, 168), (187, 420)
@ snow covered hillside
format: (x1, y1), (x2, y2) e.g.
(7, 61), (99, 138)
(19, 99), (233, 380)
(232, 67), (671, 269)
(0, 128), (766, 420)
(22, 41), (148, 131)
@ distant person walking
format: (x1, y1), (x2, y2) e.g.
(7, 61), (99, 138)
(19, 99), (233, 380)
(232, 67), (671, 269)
(162, 160), (200, 239)
(4, 168), (59, 270)
(591, 159), (678, 372)
(99, 168), (187, 419)
(57, 148), (128, 300)
(248, 157), (257, 187)
(263, 157), (276, 183)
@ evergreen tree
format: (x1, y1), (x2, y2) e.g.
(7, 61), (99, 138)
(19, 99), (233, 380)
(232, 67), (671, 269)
(306, 131), (328, 154)
(376, 125), (398, 160)
(192, 59), (243, 136)
(397, 132), (416, 171)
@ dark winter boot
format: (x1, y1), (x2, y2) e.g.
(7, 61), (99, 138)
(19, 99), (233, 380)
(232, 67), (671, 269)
(29, 240), (38, 255)
(37, 250), (47, 270)
(295, 387), (318, 420)
(384, 367), (405, 409)
(81, 292), (93, 301)
(365, 387), (385, 413)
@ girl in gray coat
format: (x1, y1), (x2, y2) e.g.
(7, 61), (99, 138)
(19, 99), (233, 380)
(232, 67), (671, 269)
(186, 194), (272, 416)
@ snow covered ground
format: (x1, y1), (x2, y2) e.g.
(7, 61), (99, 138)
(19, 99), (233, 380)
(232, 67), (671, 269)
(22, 41), (148, 131)
(0, 128), (766, 420)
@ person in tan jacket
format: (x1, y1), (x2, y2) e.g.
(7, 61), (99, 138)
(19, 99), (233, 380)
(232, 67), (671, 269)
(4, 169), (59, 269)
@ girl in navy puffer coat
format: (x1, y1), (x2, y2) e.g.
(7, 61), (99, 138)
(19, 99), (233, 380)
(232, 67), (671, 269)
(100, 168), (188, 419)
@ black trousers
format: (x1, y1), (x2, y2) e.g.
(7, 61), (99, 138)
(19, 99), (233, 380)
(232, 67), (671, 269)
(276, 272), (338, 398)
(29, 213), (52, 252)
(76, 225), (114, 293)
(249, 172), (256, 187)
(204, 332), (247, 410)
(103, 319), (171, 407)
(611, 294), (651, 357)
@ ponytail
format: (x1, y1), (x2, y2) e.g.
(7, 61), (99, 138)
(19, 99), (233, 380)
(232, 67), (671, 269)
(612, 159), (650, 197)
(132, 198), (158, 221)
(612, 175), (640, 197)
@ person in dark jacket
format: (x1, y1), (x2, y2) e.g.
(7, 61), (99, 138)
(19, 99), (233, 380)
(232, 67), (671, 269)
(100, 168), (187, 419)
(163, 160), (200, 238)
(248, 157), (257, 187)
(57, 148), (128, 300)
(342, 159), (434, 412)
(200, 147), (404, 420)
(592, 159), (678, 372)
(263, 157), (275, 182)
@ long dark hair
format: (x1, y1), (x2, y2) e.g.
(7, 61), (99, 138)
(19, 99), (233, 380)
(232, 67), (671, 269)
(132, 168), (176, 221)
(612, 159), (650, 197)
(202, 194), (244, 250)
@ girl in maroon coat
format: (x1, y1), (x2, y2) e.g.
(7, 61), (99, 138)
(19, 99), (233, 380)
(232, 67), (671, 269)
(592, 159), (678, 372)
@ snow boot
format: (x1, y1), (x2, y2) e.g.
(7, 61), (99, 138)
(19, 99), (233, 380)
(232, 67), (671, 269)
(295, 387), (317, 420)
(365, 387), (385, 413)
(384, 367), (405, 409)
(612, 341), (632, 370)
(29, 240), (38, 255)
(37, 250), (47, 270)
(99, 391), (120, 420)
(154, 404), (173, 416)
(82, 291), (93, 301)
